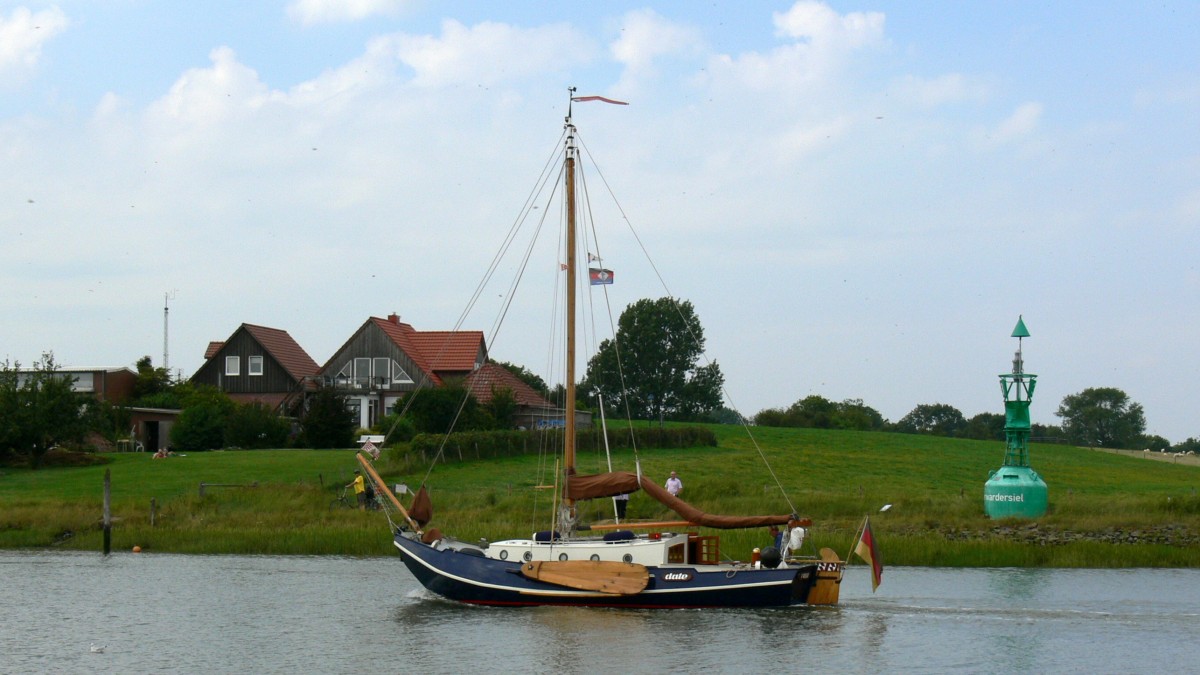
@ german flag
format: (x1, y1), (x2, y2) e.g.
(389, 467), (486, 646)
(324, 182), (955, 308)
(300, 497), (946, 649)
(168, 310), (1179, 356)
(854, 517), (883, 592)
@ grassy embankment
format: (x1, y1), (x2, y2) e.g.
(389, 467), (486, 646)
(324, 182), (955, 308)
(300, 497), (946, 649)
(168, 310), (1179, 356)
(1, 424), (1197, 566)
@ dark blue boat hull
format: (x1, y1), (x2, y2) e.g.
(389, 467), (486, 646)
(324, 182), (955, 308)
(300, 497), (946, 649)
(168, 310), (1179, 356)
(393, 535), (818, 608)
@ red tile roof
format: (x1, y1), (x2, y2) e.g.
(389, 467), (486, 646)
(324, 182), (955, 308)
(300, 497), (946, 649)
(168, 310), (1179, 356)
(204, 341), (225, 359)
(408, 330), (486, 372)
(466, 363), (553, 407)
(241, 324), (320, 381)
(362, 317), (486, 384)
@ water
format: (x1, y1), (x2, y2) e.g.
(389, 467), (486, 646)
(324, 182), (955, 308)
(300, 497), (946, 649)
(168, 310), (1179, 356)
(2, 551), (1197, 673)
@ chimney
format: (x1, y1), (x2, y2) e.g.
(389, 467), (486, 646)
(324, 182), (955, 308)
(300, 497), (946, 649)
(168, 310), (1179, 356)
(388, 313), (401, 324)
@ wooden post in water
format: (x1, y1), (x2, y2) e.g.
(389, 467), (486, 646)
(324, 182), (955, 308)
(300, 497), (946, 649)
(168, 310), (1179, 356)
(103, 469), (112, 556)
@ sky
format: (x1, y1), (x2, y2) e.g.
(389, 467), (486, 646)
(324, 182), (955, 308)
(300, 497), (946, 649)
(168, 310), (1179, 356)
(2, 1), (1198, 443)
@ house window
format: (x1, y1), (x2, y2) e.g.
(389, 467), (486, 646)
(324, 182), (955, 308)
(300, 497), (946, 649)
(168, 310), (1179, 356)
(248, 355), (264, 376)
(353, 358), (372, 387)
(374, 358), (390, 385)
(225, 356), (240, 376)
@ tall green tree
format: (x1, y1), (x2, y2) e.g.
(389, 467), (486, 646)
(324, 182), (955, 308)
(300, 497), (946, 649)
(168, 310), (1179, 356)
(1055, 387), (1146, 449)
(0, 353), (90, 468)
(582, 297), (724, 422)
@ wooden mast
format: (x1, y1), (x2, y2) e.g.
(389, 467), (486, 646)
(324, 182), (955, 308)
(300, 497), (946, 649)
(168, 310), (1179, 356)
(563, 97), (578, 512)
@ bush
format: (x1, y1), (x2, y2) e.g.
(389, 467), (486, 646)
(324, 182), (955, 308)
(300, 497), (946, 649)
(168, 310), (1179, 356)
(372, 413), (416, 442)
(301, 386), (356, 448)
(224, 402), (290, 449)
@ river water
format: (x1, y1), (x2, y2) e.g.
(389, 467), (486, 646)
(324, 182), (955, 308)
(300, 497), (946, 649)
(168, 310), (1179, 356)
(2, 551), (1197, 673)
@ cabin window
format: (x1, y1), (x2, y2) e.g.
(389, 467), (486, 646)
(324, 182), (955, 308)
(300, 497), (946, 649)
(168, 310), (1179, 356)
(248, 355), (264, 376)
(668, 543), (686, 564)
(225, 356), (240, 376)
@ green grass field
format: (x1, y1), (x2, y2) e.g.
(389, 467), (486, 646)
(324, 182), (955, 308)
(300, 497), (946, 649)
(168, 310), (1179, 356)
(2, 424), (1197, 566)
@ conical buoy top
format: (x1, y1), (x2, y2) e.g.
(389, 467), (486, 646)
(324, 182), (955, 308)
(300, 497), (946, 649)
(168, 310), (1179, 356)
(1011, 315), (1030, 338)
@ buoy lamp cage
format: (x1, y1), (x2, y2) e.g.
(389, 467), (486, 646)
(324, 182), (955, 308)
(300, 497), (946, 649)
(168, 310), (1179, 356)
(984, 316), (1049, 518)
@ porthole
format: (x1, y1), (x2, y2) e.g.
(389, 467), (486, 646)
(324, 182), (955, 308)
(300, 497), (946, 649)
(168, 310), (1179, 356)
(622, 554), (633, 563)
(498, 550), (508, 560)
(590, 554), (600, 562)
(523, 551), (533, 562)
(559, 553), (569, 561)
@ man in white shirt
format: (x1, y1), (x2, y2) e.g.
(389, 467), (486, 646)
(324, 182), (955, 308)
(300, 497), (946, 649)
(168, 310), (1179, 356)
(665, 471), (683, 497)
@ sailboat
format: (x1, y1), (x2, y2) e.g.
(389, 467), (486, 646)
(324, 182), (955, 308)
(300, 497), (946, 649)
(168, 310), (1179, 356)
(360, 90), (845, 608)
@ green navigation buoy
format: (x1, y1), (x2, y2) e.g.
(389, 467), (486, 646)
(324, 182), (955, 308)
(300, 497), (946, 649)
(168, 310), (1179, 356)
(984, 315), (1048, 518)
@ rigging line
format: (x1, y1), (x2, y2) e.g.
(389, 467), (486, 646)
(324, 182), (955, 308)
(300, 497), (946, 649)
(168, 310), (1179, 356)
(577, 134), (795, 513)
(416, 135), (568, 487)
(419, 164), (563, 486)
(577, 153), (641, 465)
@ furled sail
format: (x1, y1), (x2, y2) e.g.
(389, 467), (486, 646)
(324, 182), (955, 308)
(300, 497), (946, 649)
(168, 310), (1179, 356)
(566, 471), (793, 529)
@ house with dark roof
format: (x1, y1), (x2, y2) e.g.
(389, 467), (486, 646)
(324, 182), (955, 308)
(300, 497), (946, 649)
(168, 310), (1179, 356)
(319, 313), (488, 429)
(190, 323), (320, 412)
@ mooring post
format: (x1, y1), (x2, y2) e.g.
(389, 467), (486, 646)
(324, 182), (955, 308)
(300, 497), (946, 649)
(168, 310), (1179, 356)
(103, 469), (112, 556)
(150, 497), (157, 527)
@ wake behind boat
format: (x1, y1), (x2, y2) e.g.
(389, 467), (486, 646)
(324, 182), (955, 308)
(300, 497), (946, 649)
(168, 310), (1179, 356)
(363, 89), (846, 608)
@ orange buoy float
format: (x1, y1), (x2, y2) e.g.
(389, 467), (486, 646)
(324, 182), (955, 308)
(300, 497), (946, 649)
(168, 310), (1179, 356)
(132, 545), (142, 553)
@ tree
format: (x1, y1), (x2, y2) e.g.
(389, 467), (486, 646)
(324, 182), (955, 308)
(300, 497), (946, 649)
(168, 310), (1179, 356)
(582, 298), (724, 423)
(895, 403), (966, 436)
(484, 387), (518, 429)
(1055, 387), (1146, 449)
(132, 355), (175, 403)
(962, 412), (1006, 441)
(300, 386), (356, 448)
(224, 402), (290, 448)
(170, 385), (235, 451)
(0, 353), (90, 468)
(833, 398), (887, 431)
(401, 384), (482, 434)
(491, 360), (549, 397)
(1141, 434), (1170, 452)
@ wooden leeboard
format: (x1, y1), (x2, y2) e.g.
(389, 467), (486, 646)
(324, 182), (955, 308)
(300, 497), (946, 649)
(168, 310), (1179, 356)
(520, 560), (650, 595)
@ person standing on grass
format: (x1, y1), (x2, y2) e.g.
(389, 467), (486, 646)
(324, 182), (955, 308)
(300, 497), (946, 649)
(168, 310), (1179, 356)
(347, 470), (366, 510)
(666, 470), (683, 497)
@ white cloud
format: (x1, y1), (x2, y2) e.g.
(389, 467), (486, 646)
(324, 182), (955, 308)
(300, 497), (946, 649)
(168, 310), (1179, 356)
(992, 101), (1043, 143)
(287, 0), (409, 26)
(0, 6), (68, 85)
(387, 19), (592, 87)
(889, 73), (990, 109)
(146, 47), (278, 128)
(772, 1), (885, 49)
(705, 1), (885, 92)
(610, 9), (703, 74)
